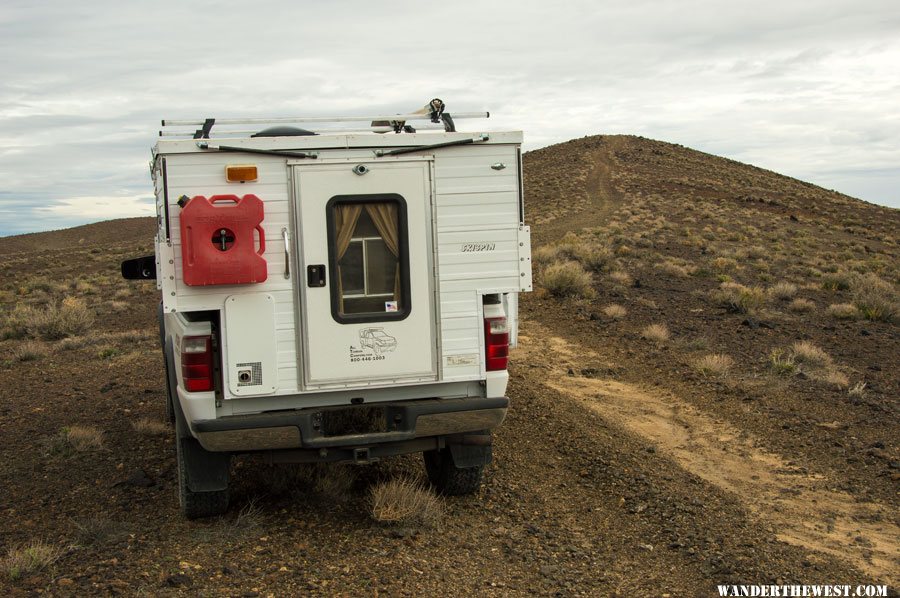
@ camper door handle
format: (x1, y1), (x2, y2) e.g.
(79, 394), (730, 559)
(281, 228), (290, 279)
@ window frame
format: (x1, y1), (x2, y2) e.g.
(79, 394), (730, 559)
(325, 193), (411, 324)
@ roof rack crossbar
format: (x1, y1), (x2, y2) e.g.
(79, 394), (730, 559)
(158, 124), (453, 137)
(161, 111), (489, 127)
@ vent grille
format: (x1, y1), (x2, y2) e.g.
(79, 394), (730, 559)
(236, 362), (263, 387)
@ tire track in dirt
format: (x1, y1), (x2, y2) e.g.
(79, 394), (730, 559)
(531, 139), (625, 245)
(515, 323), (900, 586)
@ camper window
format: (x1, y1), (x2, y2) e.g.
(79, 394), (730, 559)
(327, 194), (409, 322)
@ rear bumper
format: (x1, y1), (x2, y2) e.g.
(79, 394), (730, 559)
(192, 397), (508, 453)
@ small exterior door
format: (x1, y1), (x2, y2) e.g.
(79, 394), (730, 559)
(293, 160), (437, 387)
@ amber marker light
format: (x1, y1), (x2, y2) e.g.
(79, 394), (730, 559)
(225, 164), (258, 183)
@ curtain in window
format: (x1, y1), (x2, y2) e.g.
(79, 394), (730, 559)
(365, 203), (401, 300)
(334, 204), (362, 312)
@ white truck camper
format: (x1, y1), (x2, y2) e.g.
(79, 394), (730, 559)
(122, 100), (532, 518)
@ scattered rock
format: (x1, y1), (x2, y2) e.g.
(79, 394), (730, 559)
(114, 469), (154, 488)
(164, 573), (192, 588)
(386, 528), (418, 539)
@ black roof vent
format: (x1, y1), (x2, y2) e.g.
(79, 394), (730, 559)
(251, 126), (318, 138)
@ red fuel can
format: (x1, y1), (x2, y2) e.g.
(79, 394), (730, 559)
(180, 194), (267, 286)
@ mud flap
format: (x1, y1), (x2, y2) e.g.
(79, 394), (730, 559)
(172, 372), (231, 493)
(448, 432), (493, 468)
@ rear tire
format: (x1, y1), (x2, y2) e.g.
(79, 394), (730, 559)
(423, 447), (483, 496)
(176, 436), (230, 519)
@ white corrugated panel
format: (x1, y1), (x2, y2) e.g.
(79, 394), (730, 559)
(162, 153), (300, 397)
(432, 144), (523, 381)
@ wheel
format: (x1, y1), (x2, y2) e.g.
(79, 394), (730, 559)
(423, 447), (484, 496)
(176, 436), (230, 519)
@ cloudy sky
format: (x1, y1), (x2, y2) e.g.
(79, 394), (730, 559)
(1, 0), (898, 236)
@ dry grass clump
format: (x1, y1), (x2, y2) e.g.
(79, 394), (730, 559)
(539, 261), (595, 299)
(770, 342), (847, 388)
(608, 270), (633, 287)
(532, 245), (562, 268)
(790, 341), (832, 368)
(820, 370), (849, 389)
(711, 257), (738, 272)
(550, 235), (613, 273)
(132, 417), (169, 436)
(10, 341), (48, 362)
(370, 478), (442, 528)
(694, 354), (734, 378)
(20, 276), (66, 296)
(641, 323), (670, 343)
(71, 280), (97, 294)
(713, 282), (766, 314)
(110, 301), (129, 312)
(97, 346), (121, 360)
(1, 305), (32, 340)
(769, 349), (797, 376)
(65, 425), (104, 451)
(848, 382), (867, 398)
(851, 273), (897, 323)
(56, 336), (92, 351)
(603, 304), (627, 319)
(822, 272), (851, 291)
(788, 298), (815, 313)
(574, 244), (614, 273)
(768, 282), (798, 301)
(826, 303), (859, 320)
(655, 260), (692, 278)
(1, 540), (61, 580)
(17, 297), (95, 340)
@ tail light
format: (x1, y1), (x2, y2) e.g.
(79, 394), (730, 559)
(181, 335), (214, 392)
(484, 316), (509, 371)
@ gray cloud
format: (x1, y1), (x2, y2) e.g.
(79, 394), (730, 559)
(1, 0), (898, 235)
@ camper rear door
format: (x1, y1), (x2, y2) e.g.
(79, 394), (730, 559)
(293, 160), (438, 388)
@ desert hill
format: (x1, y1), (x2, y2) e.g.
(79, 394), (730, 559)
(0, 218), (155, 256)
(525, 134), (897, 243)
(522, 132), (898, 507)
(0, 137), (897, 595)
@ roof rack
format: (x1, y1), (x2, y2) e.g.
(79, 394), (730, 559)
(159, 109), (490, 139)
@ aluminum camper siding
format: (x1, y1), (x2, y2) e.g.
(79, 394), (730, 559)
(153, 132), (529, 407)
